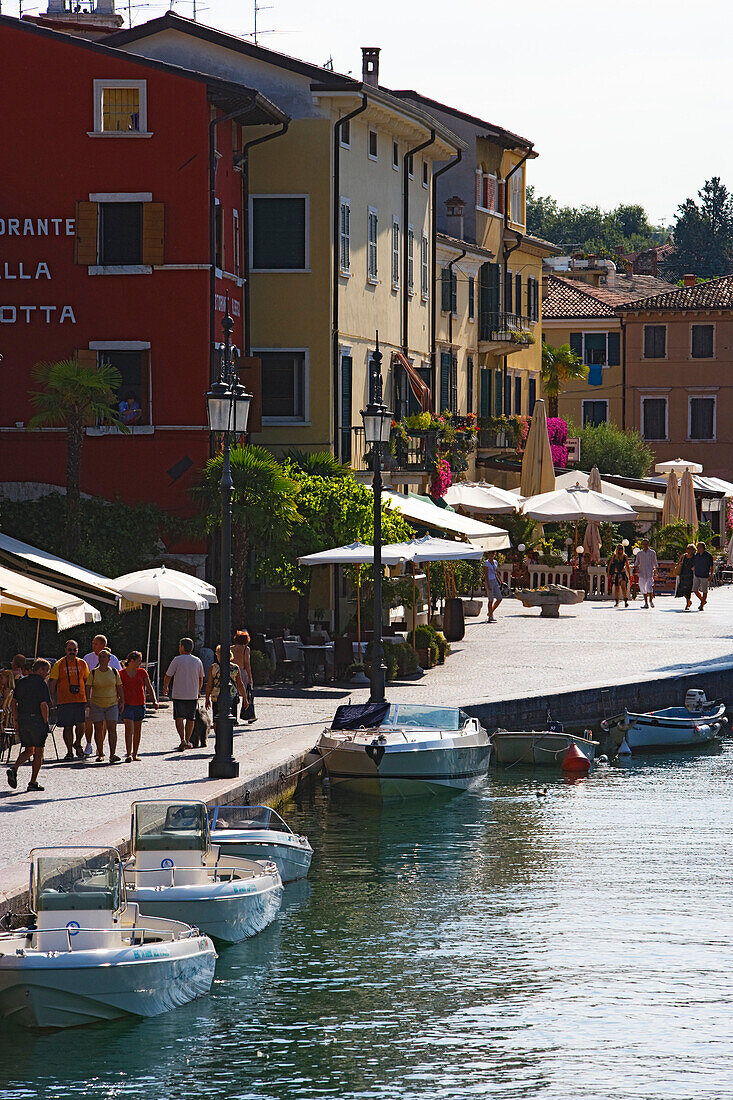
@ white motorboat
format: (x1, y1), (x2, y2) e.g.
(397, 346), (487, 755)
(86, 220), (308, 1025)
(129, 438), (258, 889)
(124, 801), (283, 944)
(210, 805), (313, 883)
(0, 846), (216, 1029)
(492, 729), (599, 768)
(603, 690), (727, 755)
(317, 701), (492, 798)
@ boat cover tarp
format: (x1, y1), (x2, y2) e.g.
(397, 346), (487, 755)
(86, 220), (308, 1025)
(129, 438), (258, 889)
(331, 702), (390, 730)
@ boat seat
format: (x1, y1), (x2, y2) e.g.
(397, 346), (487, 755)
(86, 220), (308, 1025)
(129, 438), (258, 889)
(38, 888), (115, 912)
(130, 848), (208, 887)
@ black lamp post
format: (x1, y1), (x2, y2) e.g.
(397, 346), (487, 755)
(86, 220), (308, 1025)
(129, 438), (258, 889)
(360, 334), (393, 704)
(205, 294), (251, 779)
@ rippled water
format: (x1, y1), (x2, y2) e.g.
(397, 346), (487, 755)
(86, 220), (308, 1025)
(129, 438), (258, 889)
(3, 745), (733, 1100)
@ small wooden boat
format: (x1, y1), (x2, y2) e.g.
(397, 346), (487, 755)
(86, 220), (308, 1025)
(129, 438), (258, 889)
(492, 728), (598, 768)
(603, 690), (726, 754)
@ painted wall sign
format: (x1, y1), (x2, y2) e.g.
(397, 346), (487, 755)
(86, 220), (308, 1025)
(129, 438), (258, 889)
(0, 217), (76, 323)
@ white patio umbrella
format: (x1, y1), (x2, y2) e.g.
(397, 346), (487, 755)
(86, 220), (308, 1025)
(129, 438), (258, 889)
(385, 536), (485, 645)
(661, 470), (680, 525)
(0, 565), (102, 655)
(443, 482), (520, 515)
(523, 485), (637, 570)
(582, 466), (603, 563)
(678, 468), (698, 529)
(114, 569), (210, 693)
(655, 457), (703, 475)
(116, 566), (217, 667)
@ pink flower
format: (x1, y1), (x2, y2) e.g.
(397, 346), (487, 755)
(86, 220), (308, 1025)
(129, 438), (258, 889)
(429, 457), (452, 498)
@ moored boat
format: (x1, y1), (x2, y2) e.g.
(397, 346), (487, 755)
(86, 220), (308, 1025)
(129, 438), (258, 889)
(317, 701), (492, 798)
(124, 801), (283, 944)
(0, 846), (216, 1029)
(603, 690), (726, 755)
(210, 805), (313, 883)
(492, 729), (599, 768)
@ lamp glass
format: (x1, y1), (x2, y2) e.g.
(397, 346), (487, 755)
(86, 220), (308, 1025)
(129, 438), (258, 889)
(206, 386), (251, 434)
(231, 388), (251, 434)
(362, 404), (393, 445)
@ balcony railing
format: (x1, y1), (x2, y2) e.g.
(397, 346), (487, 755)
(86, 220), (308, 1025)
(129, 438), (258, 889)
(479, 311), (534, 346)
(351, 426), (439, 474)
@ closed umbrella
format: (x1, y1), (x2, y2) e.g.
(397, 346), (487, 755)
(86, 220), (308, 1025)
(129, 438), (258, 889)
(678, 468), (698, 529)
(582, 466), (603, 563)
(661, 470), (680, 525)
(520, 399), (555, 498)
(443, 483), (520, 515)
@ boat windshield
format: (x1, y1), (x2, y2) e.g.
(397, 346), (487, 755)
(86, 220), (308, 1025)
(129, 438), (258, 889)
(132, 802), (208, 853)
(382, 704), (465, 731)
(211, 805), (291, 834)
(31, 847), (120, 914)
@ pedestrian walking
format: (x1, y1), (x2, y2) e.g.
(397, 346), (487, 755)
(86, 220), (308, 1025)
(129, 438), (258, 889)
(87, 648), (125, 763)
(205, 646), (245, 720)
(483, 550), (503, 623)
(163, 638), (204, 751)
(634, 538), (658, 609)
(120, 651), (157, 762)
(7, 658), (51, 793)
(674, 543), (696, 611)
(48, 639), (90, 760)
(608, 544), (631, 607)
(82, 634), (122, 756)
(693, 541), (715, 610)
(232, 630), (255, 723)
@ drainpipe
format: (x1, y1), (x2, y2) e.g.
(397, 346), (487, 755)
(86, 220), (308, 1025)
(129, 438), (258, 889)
(501, 236), (522, 414)
(239, 121), (289, 356)
(431, 149), (462, 402)
(620, 315), (627, 430)
(332, 94), (368, 458)
(403, 129), (435, 362)
(446, 248), (466, 412)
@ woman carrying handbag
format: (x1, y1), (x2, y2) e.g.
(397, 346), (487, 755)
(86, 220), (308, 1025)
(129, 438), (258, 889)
(674, 544), (696, 611)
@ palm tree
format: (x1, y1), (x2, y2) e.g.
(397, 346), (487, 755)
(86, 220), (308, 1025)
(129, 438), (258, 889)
(29, 358), (127, 554)
(284, 449), (350, 478)
(541, 342), (588, 417)
(192, 445), (301, 626)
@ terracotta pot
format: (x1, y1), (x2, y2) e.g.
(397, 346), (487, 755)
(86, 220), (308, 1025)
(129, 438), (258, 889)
(417, 648), (433, 669)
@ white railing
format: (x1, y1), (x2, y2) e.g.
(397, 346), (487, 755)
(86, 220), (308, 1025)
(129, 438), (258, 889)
(587, 566), (610, 598)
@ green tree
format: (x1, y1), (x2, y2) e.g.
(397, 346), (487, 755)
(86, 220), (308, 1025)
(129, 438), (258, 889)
(29, 358), (127, 555)
(526, 186), (667, 256)
(541, 342), (588, 417)
(284, 449), (350, 478)
(192, 445), (301, 627)
(572, 421), (655, 478)
(668, 177), (733, 278)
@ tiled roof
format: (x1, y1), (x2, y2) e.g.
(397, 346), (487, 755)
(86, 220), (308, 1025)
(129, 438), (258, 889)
(616, 273), (733, 312)
(543, 274), (678, 320)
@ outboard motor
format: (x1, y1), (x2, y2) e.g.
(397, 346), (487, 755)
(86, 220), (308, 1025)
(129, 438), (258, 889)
(685, 689), (708, 713)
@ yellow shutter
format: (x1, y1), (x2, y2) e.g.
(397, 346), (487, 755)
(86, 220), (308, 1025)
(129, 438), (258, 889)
(142, 202), (165, 266)
(239, 355), (262, 433)
(74, 201), (98, 265)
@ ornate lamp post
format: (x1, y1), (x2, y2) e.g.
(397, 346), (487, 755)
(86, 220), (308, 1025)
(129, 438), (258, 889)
(360, 335), (393, 705)
(205, 295), (251, 779)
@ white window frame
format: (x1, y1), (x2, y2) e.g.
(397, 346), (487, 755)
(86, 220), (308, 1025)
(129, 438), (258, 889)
(249, 194), (310, 273)
(392, 141), (399, 171)
(688, 393), (717, 441)
(510, 169), (524, 226)
(339, 196), (351, 276)
(420, 233), (429, 300)
(581, 398), (609, 427)
(232, 208), (241, 280)
(391, 216), (400, 289)
(87, 340), (153, 435)
(339, 118), (351, 148)
(368, 130), (378, 161)
(690, 322), (716, 360)
(476, 169), (500, 214)
(580, 330), (611, 367)
(91, 80), (150, 137)
(256, 346), (310, 426)
(367, 207), (378, 284)
(422, 161), (429, 189)
(407, 225), (415, 296)
(640, 394), (669, 441)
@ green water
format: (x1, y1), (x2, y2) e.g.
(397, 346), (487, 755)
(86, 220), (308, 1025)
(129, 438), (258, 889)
(3, 746), (733, 1099)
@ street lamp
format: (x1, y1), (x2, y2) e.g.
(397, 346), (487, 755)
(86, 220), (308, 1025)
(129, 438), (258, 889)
(360, 334), (392, 705)
(205, 294), (251, 779)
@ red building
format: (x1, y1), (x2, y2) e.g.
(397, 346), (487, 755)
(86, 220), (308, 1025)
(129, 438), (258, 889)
(0, 15), (285, 525)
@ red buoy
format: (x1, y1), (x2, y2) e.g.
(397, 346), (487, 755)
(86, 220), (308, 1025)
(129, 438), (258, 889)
(561, 742), (591, 774)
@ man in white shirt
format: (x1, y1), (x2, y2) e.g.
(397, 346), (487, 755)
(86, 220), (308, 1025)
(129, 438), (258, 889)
(82, 634), (122, 755)
(163, 637), (204, 751)
(634, 538), (658, 609)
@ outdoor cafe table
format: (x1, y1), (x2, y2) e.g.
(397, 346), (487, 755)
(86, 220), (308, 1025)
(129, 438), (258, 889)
(297, 644), (333, 687)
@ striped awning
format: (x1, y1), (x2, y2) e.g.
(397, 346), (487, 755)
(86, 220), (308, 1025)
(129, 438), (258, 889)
(392, 351), (431, 412)
(0, 533), (120, 605)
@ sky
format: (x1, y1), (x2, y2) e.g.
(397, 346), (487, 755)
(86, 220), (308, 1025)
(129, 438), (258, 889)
(101, 0), (733, 223)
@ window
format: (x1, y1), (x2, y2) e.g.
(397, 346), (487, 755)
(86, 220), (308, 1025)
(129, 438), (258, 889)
(421, 234), (429, 299)
(391, 217), (400, 288)
(100, 202), (142, 265)
(232, 209), (240, 278)
(689, 396), (716, 440)
(340, 118), (350, 147)
(569, 331), (621, 367)
(476, 170), (499, 213)
(368, 130), (378, 159)
(468, 276), (475, 320)
(505, 269), (513, 314)
(441, 268), (456, 313)
(367, 208), (378, 282)
(494, 369), (503, 415)
(467, 356), (474, 414)
(97, 348), (150, 426)
(93, 80), (148, 135)
(515, 272), (522, 316)
(251, 196), (308, 271)
(504, 373), (512, 415)
(407, 153), (414, 178)
(582, 399), (608, 427)
(340, 351), (352, 461)
(644, 324), (666, 359)
(480, 367), (492, 417)
(422, 161), (429, 188)
(691, 324), (714, 359)
(510, 170), (523, 225)
(528, 375), (537, 414)
(392, 141), (399, 170)
(339, 198), (350, 275)
(260, 350), (307, 423)
(214, 202), (224, 272)
(514, 374), (522, 415)
(407, 227), (415, 296)
(641, 396), (668, 440)
(440, 351), (451, 413)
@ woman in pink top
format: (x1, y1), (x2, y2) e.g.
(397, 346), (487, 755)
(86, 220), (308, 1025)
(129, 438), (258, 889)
(119, 651), (157, 762)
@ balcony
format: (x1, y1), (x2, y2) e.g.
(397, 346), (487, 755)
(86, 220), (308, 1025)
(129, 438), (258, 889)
(351, 416), (478, 478)
(479, 311), (535, 353)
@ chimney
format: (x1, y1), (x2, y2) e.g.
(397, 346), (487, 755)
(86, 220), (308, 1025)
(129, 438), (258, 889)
(683, 273), (696, 287)
(361, 47), (380, 87)
(445, 196), (466, 240)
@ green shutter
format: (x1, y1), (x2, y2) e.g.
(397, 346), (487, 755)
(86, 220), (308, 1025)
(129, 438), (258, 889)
(451, 355), (458, 412)
(569, 332), (583, 358)
(480, 368), (492, 417)
(440, 351), (451, 412)
(494, 369), (503, 415)
(441, 268), (451, 312)
(340, 354), (352, 462)
(607, 332), (620, 365)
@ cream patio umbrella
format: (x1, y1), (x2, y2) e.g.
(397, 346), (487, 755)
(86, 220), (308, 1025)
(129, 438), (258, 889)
(443, 482), (521, 515)
(678, 468), (699, 529)
(523, 485), (637, 569)
(661, 470), (680, 525)
(0, 565), (102, 655)
(655, 458), (703, 475)
(520, 399), (555, 498)
(582, 466), (603, 563)
(116, 565), (217, 669)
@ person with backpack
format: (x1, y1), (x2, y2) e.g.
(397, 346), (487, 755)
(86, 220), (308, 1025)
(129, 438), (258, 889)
(205, 646), (246, 720)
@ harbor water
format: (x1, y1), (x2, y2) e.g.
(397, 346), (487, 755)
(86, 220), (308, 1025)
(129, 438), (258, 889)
(3, 745), (733, 1100)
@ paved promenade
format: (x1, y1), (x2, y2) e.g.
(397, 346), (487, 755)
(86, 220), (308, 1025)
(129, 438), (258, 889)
(3, 585), (733, 903)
